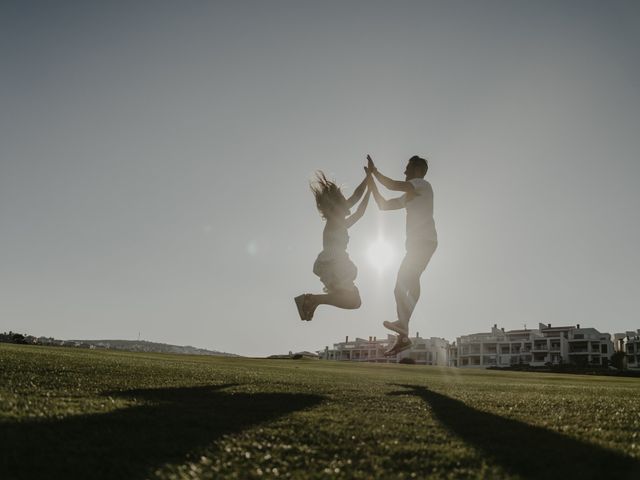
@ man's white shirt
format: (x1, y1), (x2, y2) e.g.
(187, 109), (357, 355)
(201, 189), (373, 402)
(401, 178), (437, 248)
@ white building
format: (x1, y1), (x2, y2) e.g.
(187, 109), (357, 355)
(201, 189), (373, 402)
(614, 330), (640, 369)
(564, 325), (613, 367)
(451, 323), (613, 369)
(319, 334), (449, 366)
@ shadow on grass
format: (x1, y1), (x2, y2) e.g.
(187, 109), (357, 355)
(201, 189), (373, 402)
(390, 385), (640, 478)
(1, 384), (323, 480)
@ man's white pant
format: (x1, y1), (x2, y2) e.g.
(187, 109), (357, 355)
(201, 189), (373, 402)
(394, 241), (437, 327)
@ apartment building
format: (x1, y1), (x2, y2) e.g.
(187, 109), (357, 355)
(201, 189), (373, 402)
(451, 323), (613, 368)
(565, 325), (613, 367)
(319, 334), (449, 366)
(614, 330), (640, 369)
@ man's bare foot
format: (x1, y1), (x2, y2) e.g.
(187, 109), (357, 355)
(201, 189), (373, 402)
(383, 320), (409, 336)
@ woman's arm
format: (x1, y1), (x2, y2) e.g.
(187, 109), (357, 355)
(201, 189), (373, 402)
(345, 190), (371, 229)
(346, 175), (368, 208)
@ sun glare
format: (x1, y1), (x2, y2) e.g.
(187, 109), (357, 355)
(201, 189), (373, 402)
(367, 239), (395, 271)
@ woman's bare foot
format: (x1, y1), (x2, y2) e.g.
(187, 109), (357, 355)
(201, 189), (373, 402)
(303, 294), (317, 320)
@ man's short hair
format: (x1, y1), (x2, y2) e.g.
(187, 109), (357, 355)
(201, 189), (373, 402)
(409, 155), (428, 176)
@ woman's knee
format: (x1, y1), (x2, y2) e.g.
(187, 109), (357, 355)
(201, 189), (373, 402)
(347, 289), (361, 309)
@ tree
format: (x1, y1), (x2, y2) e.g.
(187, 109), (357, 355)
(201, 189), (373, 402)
(610, 351), (626, 370)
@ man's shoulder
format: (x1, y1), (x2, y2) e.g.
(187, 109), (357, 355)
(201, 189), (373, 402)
(409, 178), (430, 191)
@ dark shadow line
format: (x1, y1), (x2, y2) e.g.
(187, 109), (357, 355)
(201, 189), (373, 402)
(1, 384), (324, 480)
(388, 384), (640, 479)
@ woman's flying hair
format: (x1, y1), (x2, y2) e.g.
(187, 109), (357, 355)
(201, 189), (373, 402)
(310, 171), (346, 218)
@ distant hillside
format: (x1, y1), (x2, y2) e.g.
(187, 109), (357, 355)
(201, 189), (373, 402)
(0, 332), (237, 357)
(69, 339), (239, 357)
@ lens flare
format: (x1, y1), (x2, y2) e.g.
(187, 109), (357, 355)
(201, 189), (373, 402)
(367, 239), (395, 271)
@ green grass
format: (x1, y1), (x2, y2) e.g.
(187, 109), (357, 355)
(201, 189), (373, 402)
(1, 344), (639, 479)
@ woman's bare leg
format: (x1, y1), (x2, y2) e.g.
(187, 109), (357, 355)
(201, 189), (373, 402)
(307, 289), (361, 317)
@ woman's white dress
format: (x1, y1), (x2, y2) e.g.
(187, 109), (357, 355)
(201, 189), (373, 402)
(312, 225), (357, 293)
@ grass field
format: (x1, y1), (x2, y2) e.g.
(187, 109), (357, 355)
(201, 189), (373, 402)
(1, 344), (639, 479)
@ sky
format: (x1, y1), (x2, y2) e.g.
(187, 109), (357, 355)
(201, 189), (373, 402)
(2, 0), (639, 356)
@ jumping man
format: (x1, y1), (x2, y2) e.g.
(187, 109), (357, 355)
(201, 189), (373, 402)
(365, 154), (437, 356)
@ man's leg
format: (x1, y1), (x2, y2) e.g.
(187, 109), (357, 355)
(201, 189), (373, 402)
(394, 255), (422, 328)
(383, 256), (420, 335)
(393, 243), (436, 329)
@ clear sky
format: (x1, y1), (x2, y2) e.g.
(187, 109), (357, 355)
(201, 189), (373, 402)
(2, 1), (639, 356)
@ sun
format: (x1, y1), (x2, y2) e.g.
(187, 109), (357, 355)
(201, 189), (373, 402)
(367, 238), (395, 271)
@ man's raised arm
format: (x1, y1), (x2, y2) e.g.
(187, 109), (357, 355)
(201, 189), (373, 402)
(366, 168), (405, 211)
(367, 155), (414, 193)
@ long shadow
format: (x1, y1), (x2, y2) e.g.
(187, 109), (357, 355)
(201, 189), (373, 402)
(390, 385), (640, 478)
(1, 384), (323, 480)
